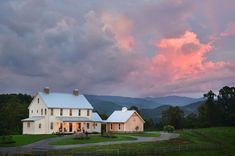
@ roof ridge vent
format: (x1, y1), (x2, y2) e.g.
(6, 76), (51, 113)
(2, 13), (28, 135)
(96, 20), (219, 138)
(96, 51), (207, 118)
(122, 107), (128, 112)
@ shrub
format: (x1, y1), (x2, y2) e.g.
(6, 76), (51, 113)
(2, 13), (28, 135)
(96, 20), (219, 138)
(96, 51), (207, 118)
(74, 133), (90, 140)
(0, 135), (15, 144)
(163, 125), (175, 133)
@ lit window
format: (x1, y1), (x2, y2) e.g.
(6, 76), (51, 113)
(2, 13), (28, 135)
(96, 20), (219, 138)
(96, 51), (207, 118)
(78, 110), (81, 116)
(70, 109), (72, 116)
(50, 122), (53, 130)
(27, 122), (30, 128)
(51, 109), (54, 116)
(39, 123), (41, 128)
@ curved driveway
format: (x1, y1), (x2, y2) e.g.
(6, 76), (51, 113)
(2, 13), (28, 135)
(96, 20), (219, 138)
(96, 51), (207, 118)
(0, 132), (179, 155)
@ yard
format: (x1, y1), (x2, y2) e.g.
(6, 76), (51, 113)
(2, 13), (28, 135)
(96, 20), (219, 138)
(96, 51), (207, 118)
(49, 135), (137, 145)
(0, 134), (56, 147)
(118, 131), (160, 137)
(48, 127), (235, 156)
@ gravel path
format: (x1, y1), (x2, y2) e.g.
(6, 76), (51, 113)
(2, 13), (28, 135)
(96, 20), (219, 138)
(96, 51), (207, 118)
(0, 132), (179, 155)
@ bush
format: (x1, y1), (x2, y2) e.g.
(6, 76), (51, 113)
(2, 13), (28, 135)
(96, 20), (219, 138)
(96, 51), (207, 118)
(163, 125), (175, 133)
(0, 135), (15, 144)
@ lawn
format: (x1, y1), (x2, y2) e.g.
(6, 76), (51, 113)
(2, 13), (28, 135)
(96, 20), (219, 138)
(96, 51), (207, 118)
(118, 131), (160, 137)
(49, 135), (137, 145)
(0, 134), (56, 147)
(50, 127), (235, 156)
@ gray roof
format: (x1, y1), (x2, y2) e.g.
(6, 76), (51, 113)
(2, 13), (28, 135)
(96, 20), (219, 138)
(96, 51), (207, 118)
(38, 92), (93, 109)
(22, 116), (44, 122)
(106, 110), (135, 123)
(92, 112), (103, 122)
(56, 117), (93, 122)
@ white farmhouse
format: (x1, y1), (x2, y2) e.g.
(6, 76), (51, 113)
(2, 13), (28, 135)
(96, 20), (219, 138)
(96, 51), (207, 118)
(22, 88), (103, 134)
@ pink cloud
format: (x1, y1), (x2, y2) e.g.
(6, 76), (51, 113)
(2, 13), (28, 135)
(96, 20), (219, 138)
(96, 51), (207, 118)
(220, 22), (235, 37)
(101, 12), (136, 51)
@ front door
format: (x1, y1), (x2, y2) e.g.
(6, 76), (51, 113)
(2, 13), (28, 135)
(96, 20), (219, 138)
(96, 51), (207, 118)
(69, 123), (73, 132)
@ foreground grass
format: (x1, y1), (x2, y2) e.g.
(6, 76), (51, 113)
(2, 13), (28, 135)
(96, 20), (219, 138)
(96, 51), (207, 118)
(56, 127), (235, 156)
(0, 135), (56, 147)
(49, 135), (137, 145)
(118, 131), (160, 137)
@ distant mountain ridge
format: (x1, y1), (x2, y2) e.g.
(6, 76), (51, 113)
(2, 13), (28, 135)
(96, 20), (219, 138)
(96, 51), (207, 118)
(85, 94), (204, 117)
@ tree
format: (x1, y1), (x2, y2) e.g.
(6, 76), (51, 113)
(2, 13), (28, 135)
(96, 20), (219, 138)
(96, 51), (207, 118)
(198, 90), (221, 127)
(183, 113), (199, 128)
(129, 106), (140, 114)
(162, 106), (184, 129)
(217, 86), (235, 126)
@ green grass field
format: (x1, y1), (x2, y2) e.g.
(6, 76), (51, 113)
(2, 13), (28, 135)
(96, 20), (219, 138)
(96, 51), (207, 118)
(118, 131), (160, 137)
(0, 135), (56, 147)
(49, 135), (137, 145)
(56, 127), (235, 156)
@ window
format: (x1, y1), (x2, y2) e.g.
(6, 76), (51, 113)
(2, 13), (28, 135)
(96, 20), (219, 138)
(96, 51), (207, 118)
(51, 109), (54, 116)
(50, 122), (53, 130)
(119, 124), (121, 130)
(39, 123), (41, 128)
(69, 109), (72, 116)
(38, 98), (39, 103)
(78, 110), (81, 116)
(27, 122), (30, 128)
(110, 124), (112, 130)
(87, 110), (90, 116)
(60, 109), (63, 116)
(37, 110), (38, 113)
(31, 110), (33, 114)
(41, 109), (43, 115)
(45, 109), (47, 115)
(87, 123), (90, 129)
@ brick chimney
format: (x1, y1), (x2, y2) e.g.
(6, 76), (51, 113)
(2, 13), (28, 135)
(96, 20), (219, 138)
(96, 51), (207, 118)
(44, 87), (50, 94)
(73, 89), (79, 96)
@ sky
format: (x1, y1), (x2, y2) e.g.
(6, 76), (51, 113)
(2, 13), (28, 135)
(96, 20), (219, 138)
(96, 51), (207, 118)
(0, 0), (235, 97)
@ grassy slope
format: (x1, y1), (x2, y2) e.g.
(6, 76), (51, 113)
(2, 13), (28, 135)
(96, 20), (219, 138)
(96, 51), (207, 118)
(119, 131), (160, 137)
(50, 135), (136, 145)
(0, 135), (56, 147)
(62, 127), (235, 156)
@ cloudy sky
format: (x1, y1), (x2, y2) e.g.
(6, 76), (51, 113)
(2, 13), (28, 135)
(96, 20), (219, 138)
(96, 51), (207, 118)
(0, 0), (235, 97)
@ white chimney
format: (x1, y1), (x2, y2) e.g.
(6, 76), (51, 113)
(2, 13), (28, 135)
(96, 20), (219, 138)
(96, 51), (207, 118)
(73, 89), (79, 96)
(44, 87), (50, 94)
(122, 107), (128, 112)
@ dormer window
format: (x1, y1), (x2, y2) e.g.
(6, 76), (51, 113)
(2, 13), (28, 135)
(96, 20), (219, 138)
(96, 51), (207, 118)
(60, 109), (63, 116)
(69, 109), (72, 116)
(87, 110), (90, 116)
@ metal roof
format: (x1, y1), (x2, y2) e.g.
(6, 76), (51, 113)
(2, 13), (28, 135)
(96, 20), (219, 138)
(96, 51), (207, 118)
(38, 92), (93, 109)
(92, 112), (103, 122)
(105, 110), (135, 123)
(21, 116), (45, 122)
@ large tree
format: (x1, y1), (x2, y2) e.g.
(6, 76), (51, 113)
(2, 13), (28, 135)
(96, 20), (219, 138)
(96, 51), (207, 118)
(217, 86), (235, 126)
(161, 106), (184, 129)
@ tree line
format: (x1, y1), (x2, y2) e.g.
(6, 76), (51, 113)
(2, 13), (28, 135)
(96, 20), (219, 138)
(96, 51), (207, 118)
(160, 86), (235, 129)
